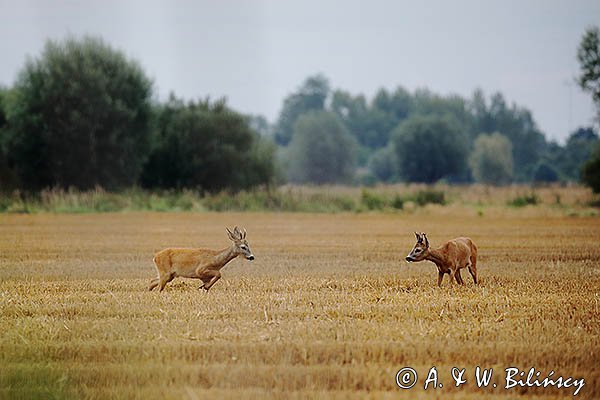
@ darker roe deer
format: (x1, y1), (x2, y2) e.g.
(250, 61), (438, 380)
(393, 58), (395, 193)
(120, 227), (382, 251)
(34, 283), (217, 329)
(405, 232), (477, 287)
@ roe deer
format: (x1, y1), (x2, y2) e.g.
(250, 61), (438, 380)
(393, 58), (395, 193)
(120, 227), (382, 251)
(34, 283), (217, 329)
(149, 226), (254, 292)
(405, 232), (477, 287)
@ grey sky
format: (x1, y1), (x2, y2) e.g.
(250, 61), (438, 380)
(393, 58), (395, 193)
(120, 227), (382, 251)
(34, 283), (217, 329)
(1, 0), (598, 143)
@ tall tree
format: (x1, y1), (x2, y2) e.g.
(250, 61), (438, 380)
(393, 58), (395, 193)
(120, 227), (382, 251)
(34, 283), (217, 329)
(141, 96), (276, 191)
(369, 145), (397, 183)
(562, 127), (598, 180)
(392, 114), (468, 183)
(274, 74), (330, 146)
(0, 87), (15, 189)
(577, 26), (600, 123)
(469, 133), (514, 185)
(286, 111), (356, 184)
(5, 36), (153, 190)
(582, 143), (600, 193)
(470, 91), (546, 181)
(539, 127), (598, 182)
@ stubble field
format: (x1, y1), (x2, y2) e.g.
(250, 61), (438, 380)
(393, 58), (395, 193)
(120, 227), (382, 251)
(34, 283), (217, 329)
(1, 210), (599, 399)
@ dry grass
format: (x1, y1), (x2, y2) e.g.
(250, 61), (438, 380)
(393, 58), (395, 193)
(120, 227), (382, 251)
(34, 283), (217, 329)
(0, 210), (599, 399)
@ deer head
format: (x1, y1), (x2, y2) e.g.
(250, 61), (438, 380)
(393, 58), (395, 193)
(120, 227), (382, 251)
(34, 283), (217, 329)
(226, 226), (255, 261)
(406, 232), (429, 262)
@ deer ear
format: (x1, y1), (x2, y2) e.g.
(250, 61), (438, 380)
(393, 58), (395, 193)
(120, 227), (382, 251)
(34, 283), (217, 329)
(415, 232), (421, 242)
(422, 233), (429, 247)
(226, 227), (235, 241)
(242, 228), (247, 239)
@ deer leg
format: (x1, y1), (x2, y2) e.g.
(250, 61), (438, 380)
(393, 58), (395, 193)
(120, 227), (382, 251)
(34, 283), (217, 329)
(448, 270), (454, 285)
(148, 277), (160, 291)
(468, 262), (477, 285)
(158, 273), (175, 292)
(200, 270), (222, 291)
(437, 271), (444, 287)
(454, 269), (464, 284)
(458, 268), (467, 284)
(198, 274), (214, 290)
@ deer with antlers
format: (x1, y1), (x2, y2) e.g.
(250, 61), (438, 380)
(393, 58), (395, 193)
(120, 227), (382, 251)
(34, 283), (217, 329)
(149, 226), (254, 292)
(405, 232), (478, 287)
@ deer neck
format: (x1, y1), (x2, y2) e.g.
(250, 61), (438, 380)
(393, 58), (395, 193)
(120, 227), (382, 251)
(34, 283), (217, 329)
(425, 247), (447, 268)
(214, 245), (239, 269)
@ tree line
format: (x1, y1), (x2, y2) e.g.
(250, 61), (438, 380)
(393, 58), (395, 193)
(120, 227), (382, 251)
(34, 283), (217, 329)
(269, 26), (600, 191)
(271, 74), (598, 187)
(1, 31), (599, 193)
(0, 36), (275, 193)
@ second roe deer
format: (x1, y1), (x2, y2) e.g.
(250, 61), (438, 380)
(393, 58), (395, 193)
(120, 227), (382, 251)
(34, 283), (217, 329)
(405, 232), (478, 287)
(149, 226), (254, 292)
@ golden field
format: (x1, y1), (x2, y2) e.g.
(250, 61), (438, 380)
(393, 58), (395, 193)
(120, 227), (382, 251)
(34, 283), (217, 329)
(1, 208), (599, 399)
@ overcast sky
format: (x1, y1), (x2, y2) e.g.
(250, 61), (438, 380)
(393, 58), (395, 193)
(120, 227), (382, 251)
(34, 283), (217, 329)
(1, 0), (598, 143)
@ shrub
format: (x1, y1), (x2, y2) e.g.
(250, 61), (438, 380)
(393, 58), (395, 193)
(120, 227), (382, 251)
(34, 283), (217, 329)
(412, 190), (446, 206)
(360, 189), (386, 210)
(508, 193), (539, 207)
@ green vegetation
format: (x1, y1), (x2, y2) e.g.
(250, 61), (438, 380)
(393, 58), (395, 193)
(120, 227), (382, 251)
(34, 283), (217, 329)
(0, 36), (278, 194)
(4, 36), (153, 190)
(392, 114), (468, 183)
(140, 95), (275, 191)
(270, 74), (599, 186)
(469, 133), (514, 185)
(1, 31), (599, 194)
(286, 111), (357, 184)
(2, 185), (597, 214)
(274, 74), (329, 146)
(582, 144), (600, 193)
(577, 26), (600, 124)
(508, 193), (540, 207)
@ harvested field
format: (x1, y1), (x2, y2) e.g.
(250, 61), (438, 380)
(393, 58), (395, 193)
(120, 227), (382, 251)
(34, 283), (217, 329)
(1, 211), (599, 399)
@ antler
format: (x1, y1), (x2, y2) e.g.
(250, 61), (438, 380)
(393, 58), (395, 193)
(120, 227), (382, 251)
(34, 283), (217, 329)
(422, 232), (429, 247)
(226, 226), (247, 240)
(233, 226), (243, 240)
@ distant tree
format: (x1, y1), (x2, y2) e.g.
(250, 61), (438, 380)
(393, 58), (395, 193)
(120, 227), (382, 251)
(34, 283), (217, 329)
(330, 88), (411, 167)
(392, 114), (468, 183)
(0, 87), (7, 131)
(412, 89), (477, 142)
(469, 133), (514, 185)
(141, 96), (276, 191)
(470, 91), (546, 181)
(577, 26), (600, 122)
(469, 89), (494, 135)
(540, 127), (599, 181)
(247, 114), (272, 137)
(5, 36), (153, 190)
(274, 74), (330, 145)
(0, 87), (15, 189)
(561, 127), (599, 180)
(363, 87), (413, 148)
(286, 111), (356, 184)
(582, 143), (600, 193)
(369, 145), (397, 183)
(532, 162), (559, 183)
(330, 90), (372, 147)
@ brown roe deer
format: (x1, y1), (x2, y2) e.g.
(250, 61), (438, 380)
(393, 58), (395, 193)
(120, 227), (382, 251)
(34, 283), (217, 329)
(405, 232), (478, 287)
(149, 226), (254, 292)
